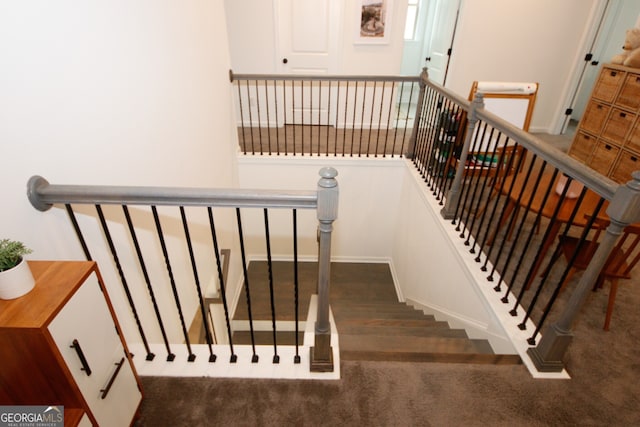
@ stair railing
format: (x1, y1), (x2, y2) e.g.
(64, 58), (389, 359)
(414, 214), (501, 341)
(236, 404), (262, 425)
(27, 167), (339, 373)
(412, 68), (640, 372)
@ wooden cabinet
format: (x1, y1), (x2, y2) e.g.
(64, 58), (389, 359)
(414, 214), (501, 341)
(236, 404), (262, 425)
(568, 64), (640, 183)
(0, 261), (143, 427)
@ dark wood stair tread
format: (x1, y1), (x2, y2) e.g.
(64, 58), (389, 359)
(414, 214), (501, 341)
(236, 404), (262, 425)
(229, 261), (521, 366)
(337, 324), (468, 338)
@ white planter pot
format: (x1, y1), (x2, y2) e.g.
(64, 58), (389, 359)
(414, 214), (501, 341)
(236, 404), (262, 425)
(0, 258), (35, 300)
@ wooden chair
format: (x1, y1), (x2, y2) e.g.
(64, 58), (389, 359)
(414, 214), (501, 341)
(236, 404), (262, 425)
(551, 217), (640, 330)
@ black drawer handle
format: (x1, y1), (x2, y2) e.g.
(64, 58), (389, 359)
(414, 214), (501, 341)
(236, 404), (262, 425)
(620, 112), (627, 118)
(631, 156), (638, 162)
(610, 71), (617, 76)
(70, 339), (92, 376)
(605, 145), (612, 150)
(100, 357), (125, 400)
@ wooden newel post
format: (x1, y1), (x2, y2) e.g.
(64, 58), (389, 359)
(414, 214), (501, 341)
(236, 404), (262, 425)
(310, 167), (339, 372)
(527, 171), (640, 372)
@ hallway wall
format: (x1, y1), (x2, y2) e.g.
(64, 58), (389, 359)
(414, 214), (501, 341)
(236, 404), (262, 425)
(0, 0), (238, 260)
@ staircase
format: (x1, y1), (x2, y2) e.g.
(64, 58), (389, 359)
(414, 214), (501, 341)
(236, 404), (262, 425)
(232, 261), (521, 365)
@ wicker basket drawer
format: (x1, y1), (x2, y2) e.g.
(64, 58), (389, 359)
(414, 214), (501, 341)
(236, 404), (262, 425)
(593, 67), (625, 102)
(627, 116), (640, 153)
(568, 131), (596, 163)
(610, 150), (640, 183)
(581, 101), (610, 135)
(601, 108), (635, 142)
(616, 73), (640, 111)
(587, 141), (619, 175)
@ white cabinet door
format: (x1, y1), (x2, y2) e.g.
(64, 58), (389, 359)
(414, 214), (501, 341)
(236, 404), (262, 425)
(48, 274), (141, 427)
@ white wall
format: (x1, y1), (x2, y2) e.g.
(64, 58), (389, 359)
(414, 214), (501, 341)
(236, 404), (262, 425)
(224, 0), (408, 75)
(237, 156), (405, 262)
(0, 1), (239, 342)
(445, 0), (601, 132)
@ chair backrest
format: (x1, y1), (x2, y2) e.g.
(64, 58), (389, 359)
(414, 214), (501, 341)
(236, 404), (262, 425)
(591, 217), (640, 280)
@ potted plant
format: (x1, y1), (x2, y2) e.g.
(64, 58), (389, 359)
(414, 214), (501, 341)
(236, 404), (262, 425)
(0, 239), (35, 300)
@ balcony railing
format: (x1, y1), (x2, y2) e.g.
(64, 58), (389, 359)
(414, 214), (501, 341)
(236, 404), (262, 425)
(229, 69), (640, 374)
(27, 167), (339, 377)
(412, 69), (640, 372)
(230, 71), (420, 158)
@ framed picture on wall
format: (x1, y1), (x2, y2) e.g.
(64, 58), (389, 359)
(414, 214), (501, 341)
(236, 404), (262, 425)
(355, 0), (392, 45)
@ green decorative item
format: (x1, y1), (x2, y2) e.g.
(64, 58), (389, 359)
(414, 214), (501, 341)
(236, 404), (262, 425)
(0, 239), (33, 272)
(0, 239), (35, 299)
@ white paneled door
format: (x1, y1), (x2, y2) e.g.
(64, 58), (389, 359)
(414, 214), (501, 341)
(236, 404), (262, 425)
(276, 0), (340, 125)
(423, 0), (459, 85)
(276, 0), (339, 74)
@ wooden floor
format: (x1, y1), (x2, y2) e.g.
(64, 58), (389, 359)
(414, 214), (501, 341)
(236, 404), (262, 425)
(238, 125), (413, 157)
(233, 261), (521, 364)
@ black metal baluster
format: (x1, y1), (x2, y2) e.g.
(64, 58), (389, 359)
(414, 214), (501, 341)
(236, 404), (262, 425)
(457, 125), (492, 237)
(326, 80), (331, 157)
(392, 82), (405, 158)
(208, 207), (237, 363)
(151, 206), (193, 362)
(95, 205), (154, 361)
(418, 87), (439, 182)
(514, 171), (572, 329)
(274, 80), (281, 156)
(237, 83), (248, 154)
(487, 149), (534, 292)
(301, 80), (305, 156)
(264, 79), (272, 155)
(480, 141), (525, 272)
(342, 81), (350, 157)
(263, 209), (279, 363)
(255, 80), (264, 155)
(122, 205), (163, 361)
(335, 81), (343, 157)
(485, 143), (528, 283)
(283, 81), (288, 156)
(292, 80), (296, 156)
(359, 81), (368, 157)
(526, 197), (606, 344)
(366, 81), (377, 157)
(65, 204), (92, 261)
(351, 81), (358, 157)
(317, 80), (322, 156)
(236, 208), (259, 363)
(180, 206), (215, 362)
(293, 209), (300, 363)
(374, 81), (386, 157)
(308, 80), (313, 156)
(495, 158), (545, 300)
(464, 125), (496, 245)
(245, 80), (255, 155)
(382, 81), (395, 157)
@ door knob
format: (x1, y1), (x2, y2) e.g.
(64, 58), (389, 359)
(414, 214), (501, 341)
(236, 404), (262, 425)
(425, 57), (431, 62)
(282, 58), (288, 64)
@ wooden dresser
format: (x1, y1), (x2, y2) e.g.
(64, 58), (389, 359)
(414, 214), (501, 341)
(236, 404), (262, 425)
(568, 63), (640, 183)
(0, 261), (143, 426)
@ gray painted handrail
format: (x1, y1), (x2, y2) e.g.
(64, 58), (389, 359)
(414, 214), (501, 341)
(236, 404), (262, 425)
(421, 74), (619, 201)
(230, 70), (420, 83)
(27, 176), (318, 211)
